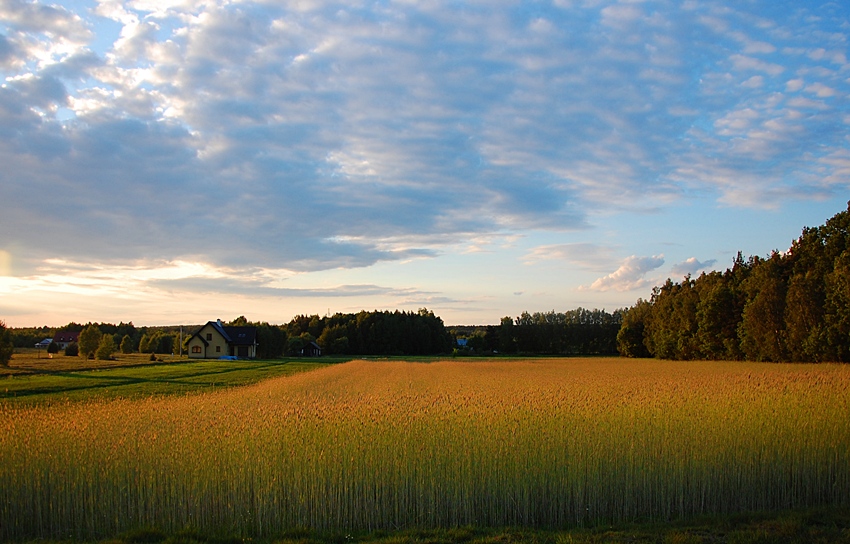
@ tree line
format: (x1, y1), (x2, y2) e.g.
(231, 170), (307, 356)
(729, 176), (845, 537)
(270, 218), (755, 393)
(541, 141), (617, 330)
(8, 322), (182, 354)
(284, 309), (452, 356)
(617, 202), (850, 362)
(452, 308), (624, 355)
(4, 306), (626, 362)
(2, 309), (453, 361)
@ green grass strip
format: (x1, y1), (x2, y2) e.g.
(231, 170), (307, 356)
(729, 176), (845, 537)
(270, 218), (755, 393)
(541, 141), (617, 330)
(0, 358), (340, 404)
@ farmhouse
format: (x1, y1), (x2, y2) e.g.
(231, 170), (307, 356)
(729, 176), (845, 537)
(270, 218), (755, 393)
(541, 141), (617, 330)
(52, 331), (80, 349)
(187, 320), (258, 359)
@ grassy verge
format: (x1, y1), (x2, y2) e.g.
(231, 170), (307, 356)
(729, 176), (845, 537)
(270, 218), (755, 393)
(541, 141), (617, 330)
(0, 352), (346, 404)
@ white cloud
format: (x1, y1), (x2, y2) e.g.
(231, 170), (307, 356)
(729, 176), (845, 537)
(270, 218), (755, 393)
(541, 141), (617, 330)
(522, 243), (617, 269)
(786, 78), (805, 91)
(742, 75), (764, 88)
(804, 82), (837, 97)
(671, 257), (717, 277)
(729, 54), (785, 76)
(600, 4), (644, 29)
(583, 255), (665, 293)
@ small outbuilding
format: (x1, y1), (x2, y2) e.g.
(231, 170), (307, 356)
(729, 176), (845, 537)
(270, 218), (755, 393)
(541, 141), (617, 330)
(301, 341), (322, 357)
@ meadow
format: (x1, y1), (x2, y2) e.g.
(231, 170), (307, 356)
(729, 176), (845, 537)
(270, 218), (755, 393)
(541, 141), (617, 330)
(0, 350), (333, 404)
(1, 358), (848, 542)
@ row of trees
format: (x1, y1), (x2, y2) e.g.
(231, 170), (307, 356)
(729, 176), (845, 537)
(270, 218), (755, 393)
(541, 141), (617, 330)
(11, 321), (190, 356)
(284, 309), (452, 356)
(4, 310), (452, 361)
(454, 308), (623, 355)
(617, 202), (850, 362)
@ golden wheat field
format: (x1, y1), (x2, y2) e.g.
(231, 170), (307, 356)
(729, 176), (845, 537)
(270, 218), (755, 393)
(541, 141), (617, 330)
(1, 358), (849, 540)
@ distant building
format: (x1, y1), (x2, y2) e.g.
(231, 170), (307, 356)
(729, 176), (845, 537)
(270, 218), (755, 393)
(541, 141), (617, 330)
(52, 331), (80, 349)
(35, 338), (52, 349)
(186, 320), (258, 359)
(301, 341), (322, 357)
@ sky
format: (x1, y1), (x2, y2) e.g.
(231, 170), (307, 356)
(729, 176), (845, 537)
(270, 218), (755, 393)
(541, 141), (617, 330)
(1, 0), (849, 327)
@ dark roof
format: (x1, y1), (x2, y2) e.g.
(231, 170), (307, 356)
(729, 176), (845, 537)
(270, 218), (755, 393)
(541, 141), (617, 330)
(210, 320), (231, 341)
(224, 326), (257, 346)
(53, 331), (80, 343)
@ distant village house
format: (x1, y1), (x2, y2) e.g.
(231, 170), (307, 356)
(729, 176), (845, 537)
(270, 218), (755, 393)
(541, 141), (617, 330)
(52, 331), (80, 349)
(186, 320), (258, 359)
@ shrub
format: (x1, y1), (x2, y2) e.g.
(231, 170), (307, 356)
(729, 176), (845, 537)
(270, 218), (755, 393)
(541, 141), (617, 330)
(120, 335), (133, 354)
(64, 342), (79, 357)
(95, 335), (115, 360)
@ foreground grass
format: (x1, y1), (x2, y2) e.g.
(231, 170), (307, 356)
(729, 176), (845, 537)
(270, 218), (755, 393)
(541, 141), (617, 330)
(0, 354), (338, 404)
(22, 506), (850, 543)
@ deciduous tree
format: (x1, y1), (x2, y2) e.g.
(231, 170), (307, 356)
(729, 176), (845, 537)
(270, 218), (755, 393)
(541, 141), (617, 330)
(739, 252), (788, 362)
(96, 335), (115, 360)
(0, 321), (13, 367)
(78, 324), (102, 360)
(617, 299), (651, 358)
(120, 335), (133, 354)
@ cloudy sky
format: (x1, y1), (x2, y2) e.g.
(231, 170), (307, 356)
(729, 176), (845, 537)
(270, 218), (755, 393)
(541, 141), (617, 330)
(1, 0), (849, 327)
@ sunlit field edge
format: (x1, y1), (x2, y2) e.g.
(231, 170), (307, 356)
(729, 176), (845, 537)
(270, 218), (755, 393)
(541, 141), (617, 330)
(1, 358), (848, 541)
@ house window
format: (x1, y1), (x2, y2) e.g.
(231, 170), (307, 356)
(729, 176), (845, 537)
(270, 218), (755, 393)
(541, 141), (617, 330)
(206, 333), (212, 341)
(192, 346), (202, 354)
(216, 346), (221, 353)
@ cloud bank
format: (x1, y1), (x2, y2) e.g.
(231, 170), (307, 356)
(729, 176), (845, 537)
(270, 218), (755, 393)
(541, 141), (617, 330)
(1, 0), (849, 324)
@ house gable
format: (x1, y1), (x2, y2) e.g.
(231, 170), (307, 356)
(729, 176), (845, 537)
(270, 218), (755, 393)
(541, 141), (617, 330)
(187, 322), (230, 359)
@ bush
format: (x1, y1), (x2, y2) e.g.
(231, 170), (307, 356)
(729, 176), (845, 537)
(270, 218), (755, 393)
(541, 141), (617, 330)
(96, 335), (115, 360)
(64, 342), (79, 357)
(47, 341), (60, 355)
(120, 335), (133, 354)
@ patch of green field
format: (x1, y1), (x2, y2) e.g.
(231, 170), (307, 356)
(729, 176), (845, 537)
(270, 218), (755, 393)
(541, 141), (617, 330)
(0, 358), (340, 404)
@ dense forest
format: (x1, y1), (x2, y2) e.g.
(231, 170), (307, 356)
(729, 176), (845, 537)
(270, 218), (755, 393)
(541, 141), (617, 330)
(618, 202), (850, 362)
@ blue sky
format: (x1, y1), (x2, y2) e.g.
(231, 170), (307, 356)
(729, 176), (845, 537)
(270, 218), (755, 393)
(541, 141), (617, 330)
(1, 0), (848, 327)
